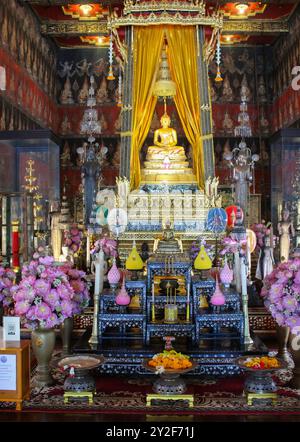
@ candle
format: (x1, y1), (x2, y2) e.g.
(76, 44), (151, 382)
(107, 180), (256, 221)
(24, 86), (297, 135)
(94, 247), (105, 295)
(99, 247), (105, 294)
(86, 233), (91, 270)
(94, 258), (101, 296)
(12, 221), (20, 270)
(151, 283), (155, 322)
(187, 283), (190, 303)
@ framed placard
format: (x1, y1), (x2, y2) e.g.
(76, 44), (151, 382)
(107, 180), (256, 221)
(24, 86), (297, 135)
(0, 340), (31, 410)
(0, 354), (17, 390)
(3, 317), (20, 341)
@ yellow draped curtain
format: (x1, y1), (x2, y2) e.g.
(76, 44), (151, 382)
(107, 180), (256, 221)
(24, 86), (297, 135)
(130, 25), (205, 190)
(165, 26), (205, 190)
(130, 26), (165, 190)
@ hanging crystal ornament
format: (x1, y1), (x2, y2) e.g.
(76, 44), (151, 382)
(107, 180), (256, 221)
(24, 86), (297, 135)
(234, 84), (252, 138)
(117, 68), (122, 107)
(215, 33), (223, 82)
(107, 32), (115, 81)
(80, 75), (101, 136)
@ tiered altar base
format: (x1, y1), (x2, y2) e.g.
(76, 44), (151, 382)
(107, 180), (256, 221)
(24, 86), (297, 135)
(141, 161), (198, 184)
(75, 277), (267, 376)
(118, 184), (212, 261)
(75, 334), (268, 377)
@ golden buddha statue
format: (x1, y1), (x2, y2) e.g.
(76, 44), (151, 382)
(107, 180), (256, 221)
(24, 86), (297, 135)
(142, 112), (197, 184)
(146, 113), (186, 162)
(154, 220), (183, 255)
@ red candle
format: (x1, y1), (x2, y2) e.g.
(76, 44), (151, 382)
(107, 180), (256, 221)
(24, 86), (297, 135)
(12, 221), (20, 270)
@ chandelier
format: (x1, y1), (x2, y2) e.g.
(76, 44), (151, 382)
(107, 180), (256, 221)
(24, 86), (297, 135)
(80, 75), (101, 137)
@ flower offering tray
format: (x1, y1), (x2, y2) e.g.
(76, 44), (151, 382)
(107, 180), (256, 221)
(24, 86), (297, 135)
(143, 359), (197, 395)
(58, 355), (105, 393)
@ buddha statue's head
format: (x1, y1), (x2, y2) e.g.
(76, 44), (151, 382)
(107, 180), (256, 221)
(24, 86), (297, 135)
(160, 113), (171, 129)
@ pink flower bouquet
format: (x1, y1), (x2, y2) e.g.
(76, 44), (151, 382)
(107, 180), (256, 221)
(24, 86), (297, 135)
(60, 264), (90, 315)
(63, 224), (83, 255)
(251, 221), (277, 253)
(261, 258), (300, 335)
(220, 236), (247, 256)
(91, 237), (118, 258)
(12, 251), (75, 330)
(0, 266), (16, 311)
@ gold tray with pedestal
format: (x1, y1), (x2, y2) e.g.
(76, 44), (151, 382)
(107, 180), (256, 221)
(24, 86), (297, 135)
(58, 355), (105, 404)
(143, 360), (197, 407)
(237, 356), (287, 406)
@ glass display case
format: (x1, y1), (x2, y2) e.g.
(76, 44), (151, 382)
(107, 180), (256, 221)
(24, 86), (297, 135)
(270, 129), (300, 243)
(0, 192), (34, 268)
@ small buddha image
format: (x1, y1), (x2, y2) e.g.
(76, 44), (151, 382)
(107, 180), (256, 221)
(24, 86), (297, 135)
(221, 75), (234, 102)
(60, 114), (71, 135)
(259, 140), (269, 164)
(222, 110), (234, 135)
(257, 75), (267, 103)
(96, 76), (108, 104)
(100, 113), (108, 132)
(241, 74), (252, 102)
(214, 142), (222, 165)
(221, 140), (232, 167)
(77, 76), (89, 104)
(60, 77), (74, 104)
(259, 109), (269, 135)
(154, 220), (182, 254)
(60, 142), (72, 167)
(112, 142), (121, 169)
(209, 78), (218, 102)
(114, 110), (122, 133)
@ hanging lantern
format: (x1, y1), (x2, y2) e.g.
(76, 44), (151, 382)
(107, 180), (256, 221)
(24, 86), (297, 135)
(215, 33), (223, 83)
(107, 32), (115, 81)
(117, 69), (122, 107)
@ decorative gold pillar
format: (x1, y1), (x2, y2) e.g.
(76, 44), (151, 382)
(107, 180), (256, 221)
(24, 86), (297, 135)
(120, 27), (133, 180)
(197, 26), (215, 180)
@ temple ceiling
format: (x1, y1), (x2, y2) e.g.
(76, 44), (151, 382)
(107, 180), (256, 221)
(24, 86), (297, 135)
(21, 1), (299, 48)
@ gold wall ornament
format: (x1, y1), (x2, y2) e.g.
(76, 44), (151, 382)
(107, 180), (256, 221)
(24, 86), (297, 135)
(40, 21), (108, 36)
(223, 20), (289, 34)
(123, 0), (206, 14)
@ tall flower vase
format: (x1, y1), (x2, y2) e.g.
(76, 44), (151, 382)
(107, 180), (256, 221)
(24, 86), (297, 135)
(31, 328), (56, 387)
(61, 317), (74, 356)
(276, 324), (290, 363)
(289, 333), (300, 389)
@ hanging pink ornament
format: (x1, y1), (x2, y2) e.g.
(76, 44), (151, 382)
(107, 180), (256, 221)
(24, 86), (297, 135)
(219, 257), (233, 287)
(107, 258), (121, 285)
(210, 277), (226, 306)
(115, 278), (130, 306)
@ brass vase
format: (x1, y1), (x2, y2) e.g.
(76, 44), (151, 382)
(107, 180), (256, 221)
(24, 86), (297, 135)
(276, 324), (290, 362)
(31, 328), (56, 387)
(61, 317), (74, 356)
(289, 333), (300, 389)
